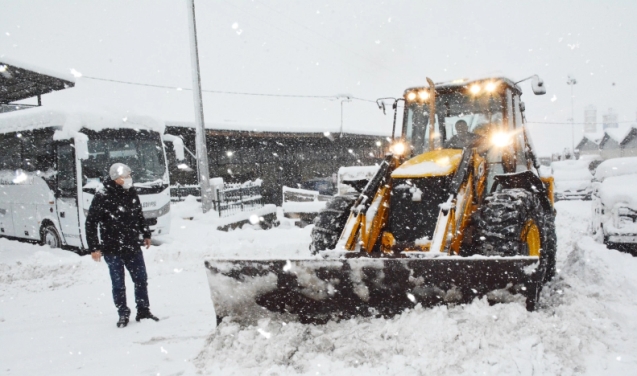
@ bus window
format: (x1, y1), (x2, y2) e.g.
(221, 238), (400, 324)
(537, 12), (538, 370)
(56, 144), (76, 198)
(0, 134), (21, 170)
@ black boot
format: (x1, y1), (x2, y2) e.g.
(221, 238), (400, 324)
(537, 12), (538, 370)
(136, 309), (159, 322)
(117, 315), (129, 328)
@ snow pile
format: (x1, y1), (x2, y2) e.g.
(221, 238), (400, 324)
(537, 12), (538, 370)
(0, 240), (84, 289)
(598, 174), (637, 211)
(338, 165), (379, 181)
(551, 159), (593, 192)
(338, 165), (379, 195)
(594, 156), (637, 181)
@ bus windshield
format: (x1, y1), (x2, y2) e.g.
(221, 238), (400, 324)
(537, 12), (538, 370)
(403, 89), (506, 155)
(81, 130), (166, 186)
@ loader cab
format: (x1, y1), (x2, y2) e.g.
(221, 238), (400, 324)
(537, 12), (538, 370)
(400, 78), (530, 191)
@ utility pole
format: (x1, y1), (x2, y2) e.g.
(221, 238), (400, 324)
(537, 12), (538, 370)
(340, 96), (351, 137)
(186, 0), (213, 212)
(567, 75), (577, 156)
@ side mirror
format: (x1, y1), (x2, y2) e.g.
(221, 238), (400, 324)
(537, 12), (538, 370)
(75, 133), (89, 160)
(376, 97), (398, 116)
(163, 134), (185, 161)
(519, 101), (526, 112)
(531, 75), (546, 95)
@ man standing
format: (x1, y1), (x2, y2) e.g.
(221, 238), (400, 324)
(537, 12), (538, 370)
(86, 163), (159, 328)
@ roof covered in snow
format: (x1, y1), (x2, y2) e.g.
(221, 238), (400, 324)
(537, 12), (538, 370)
(0, 106), (164, 137)
(0, 57), (75, 104)
(582, 132), (604, 144)
(166, 121), (391, 137)
(619, 126), (637, 146)
(600, 126), (632, 145)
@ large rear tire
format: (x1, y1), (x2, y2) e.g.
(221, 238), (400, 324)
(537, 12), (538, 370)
(309, 195), (356, 254)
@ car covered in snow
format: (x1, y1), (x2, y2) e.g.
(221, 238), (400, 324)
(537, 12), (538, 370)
(551, 158), (595, 200)
(591, 157), (637, 247)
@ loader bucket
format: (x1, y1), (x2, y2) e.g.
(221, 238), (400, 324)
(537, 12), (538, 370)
(205, 255), (545, 325)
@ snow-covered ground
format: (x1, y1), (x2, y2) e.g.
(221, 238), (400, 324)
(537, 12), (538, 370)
(1, 200), (637, 375)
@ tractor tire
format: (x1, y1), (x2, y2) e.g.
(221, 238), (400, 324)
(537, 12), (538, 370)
(472, 188), (557, 282)
(309, 195), (356, 254)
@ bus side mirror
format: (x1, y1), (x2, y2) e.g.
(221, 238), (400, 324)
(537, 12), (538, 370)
(531, 75), (546, 95)
(75, 133), (89, 160)
(163, 134), (185, 161)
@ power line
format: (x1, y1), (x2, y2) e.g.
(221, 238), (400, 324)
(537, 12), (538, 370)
(83, 75), (375, 102)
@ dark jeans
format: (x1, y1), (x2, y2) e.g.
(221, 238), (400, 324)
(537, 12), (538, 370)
(104, 250), (150, 317)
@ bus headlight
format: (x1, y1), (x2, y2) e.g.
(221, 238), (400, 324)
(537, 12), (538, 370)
(391, 141), (407, 155)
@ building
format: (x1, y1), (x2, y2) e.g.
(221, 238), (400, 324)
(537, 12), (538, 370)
(165, 123), (388, 205)
(575, 133), (603, 157)
(620, 126), (637, 157)
(1, 58), (74, 110)
(602, 108), (618, 130)
(599, 128), (630, 159)
(584, 105), (597, 133)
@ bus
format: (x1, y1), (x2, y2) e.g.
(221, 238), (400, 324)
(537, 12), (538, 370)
(0, 107), (183, 251)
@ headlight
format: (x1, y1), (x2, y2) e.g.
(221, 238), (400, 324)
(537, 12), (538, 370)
(391, 142), (407, 155)
(469, 84), (481, 94)
(417, 90), (430, 101)
(406, 92), (417, 101)
(491, 132), (512, 147)
(485, 82), (498, 92)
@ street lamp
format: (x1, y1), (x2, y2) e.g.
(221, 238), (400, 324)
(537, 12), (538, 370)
(567, 75), (577, 157)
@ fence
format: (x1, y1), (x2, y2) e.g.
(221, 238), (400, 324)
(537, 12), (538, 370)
(170, 179), (264, 217)
(214, 180), (263, 217)
(170, 184), (201, 202)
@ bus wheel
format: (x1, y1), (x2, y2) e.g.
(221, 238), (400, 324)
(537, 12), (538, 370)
(41, 224), (61, 249)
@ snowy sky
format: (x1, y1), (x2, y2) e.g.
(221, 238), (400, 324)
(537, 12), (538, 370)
(1, 0), (636, 156)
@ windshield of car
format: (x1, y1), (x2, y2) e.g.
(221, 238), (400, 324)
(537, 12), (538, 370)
(403, 89), (505, 155)
(81, 133), (166, 186)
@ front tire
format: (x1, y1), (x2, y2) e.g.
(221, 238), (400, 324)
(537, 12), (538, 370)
(40, 224), (62, 249)
(309, 195), (355, 254)
(471, 188), (557, 299)
(472, 189), (545, 256)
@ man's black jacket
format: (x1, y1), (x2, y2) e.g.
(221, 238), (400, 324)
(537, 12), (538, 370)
(85, 177), (151, 255)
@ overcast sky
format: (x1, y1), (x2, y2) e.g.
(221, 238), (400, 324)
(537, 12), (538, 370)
(2, 0), (636, 155)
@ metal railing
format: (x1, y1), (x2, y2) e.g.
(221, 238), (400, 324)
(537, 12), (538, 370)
(170, 180), (264, 217)
(215, 181), (263, 217)
(170, 184), (201, 202)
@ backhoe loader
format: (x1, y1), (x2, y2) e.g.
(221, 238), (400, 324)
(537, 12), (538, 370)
(205, 76), (556, 324)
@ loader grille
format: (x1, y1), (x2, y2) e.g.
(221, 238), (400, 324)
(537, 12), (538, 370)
(389, 176), (451, 243)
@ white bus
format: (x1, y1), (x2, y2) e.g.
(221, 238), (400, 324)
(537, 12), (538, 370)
(0, 108), (183, 251)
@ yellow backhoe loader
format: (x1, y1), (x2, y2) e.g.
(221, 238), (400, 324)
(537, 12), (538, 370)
(205, 76), (556, 324)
